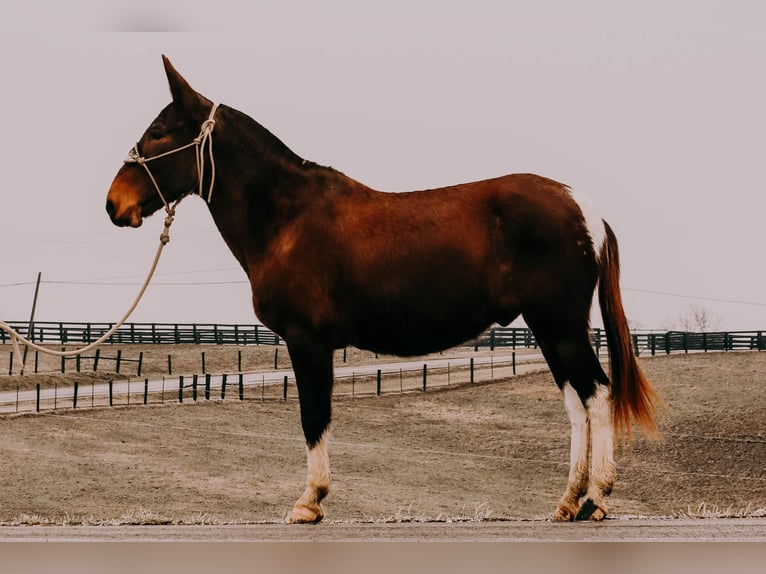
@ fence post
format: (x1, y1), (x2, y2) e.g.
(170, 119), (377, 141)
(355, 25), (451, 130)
(36, 384), (40, 413)
(594, 328), (601, 355)
(221, 374), (228, 400)
(376, 369), (382, 396)
(93, 348), (100, 371)
(8, 351), (12, 376)
(470, 357), (474, 383)
(193, 374), (198, 401)
(116, 350), (122, 374)
(422, 364), (427, 392)
(34, 351), (39, 374)
(178, 376), (184, 403)
(109, 380), (113, 407)
(512, 351), (516, 375)
(239, 373), (244, 401)
(137, 352), (143, 377)
(274, 348), (279, 369)
(76, 354), (81, 373)
(201, 352), (206, 374)
(205, 374), (211, 400)
(238, 350), (242, 373)
(283, 375), (288, 400)
(490, 329), (496, 351)
(144, 379), (149, 405)
(168, 354), (172, 375)
(73, 381), (79, 409)
(61, 347), (66, 373)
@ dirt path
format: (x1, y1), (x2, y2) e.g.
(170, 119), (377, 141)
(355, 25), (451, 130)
(0, 518), (764, 541)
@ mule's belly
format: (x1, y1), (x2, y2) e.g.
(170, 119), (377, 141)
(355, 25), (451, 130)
(345, 301), (500, 356)
(352, 324), (487, 356)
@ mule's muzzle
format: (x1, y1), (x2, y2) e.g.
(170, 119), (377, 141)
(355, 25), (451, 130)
(106, 197), (143, 228)
(105, 198), (117, 222)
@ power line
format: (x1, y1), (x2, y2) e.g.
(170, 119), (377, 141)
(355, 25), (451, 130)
(624, 287), (766, 307)
(41, 280), (249, 287)
(3, 278), (766, 307)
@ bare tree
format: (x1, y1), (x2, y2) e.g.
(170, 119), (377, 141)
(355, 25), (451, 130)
(673, 302), (721, 332)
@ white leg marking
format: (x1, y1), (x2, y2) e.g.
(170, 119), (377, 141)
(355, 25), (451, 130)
(554, 383), (590, 520)
(569, 189), (606, 259)
(287, 430), (331, 523)
(563, 383), (589, 493)
(585, 384), (615, 508)
(306, 430), (331, 497)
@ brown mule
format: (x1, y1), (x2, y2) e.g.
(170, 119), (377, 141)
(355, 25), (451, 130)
(106, 56), (659, 523)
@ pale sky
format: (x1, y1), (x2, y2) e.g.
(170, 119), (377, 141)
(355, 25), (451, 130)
(1, 2), (765, 331)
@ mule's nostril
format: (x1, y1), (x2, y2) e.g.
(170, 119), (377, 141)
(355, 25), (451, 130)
(106, 199), (116, 219)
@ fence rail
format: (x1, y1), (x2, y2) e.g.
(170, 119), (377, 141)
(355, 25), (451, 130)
(0, 321), (281, 346)
(0, 353), (532, 415)
(1, 320), (764, 354)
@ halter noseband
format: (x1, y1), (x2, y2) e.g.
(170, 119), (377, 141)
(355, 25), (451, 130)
(124, 103), (220, 213)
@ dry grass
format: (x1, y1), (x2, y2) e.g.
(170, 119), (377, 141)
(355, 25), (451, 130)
(0, 349), (764, 524)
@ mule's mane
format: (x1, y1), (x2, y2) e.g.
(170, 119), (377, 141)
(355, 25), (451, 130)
(224, 105), (338, 175)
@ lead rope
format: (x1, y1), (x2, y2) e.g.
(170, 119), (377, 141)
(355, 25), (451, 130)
(0, 104), (220, 375)
(0, 204), (179, 375)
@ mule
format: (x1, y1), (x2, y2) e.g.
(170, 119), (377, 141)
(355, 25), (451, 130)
(106, 56), (658, 523)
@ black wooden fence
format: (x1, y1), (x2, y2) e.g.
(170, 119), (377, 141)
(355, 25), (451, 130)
(0, 321), (281, 346)
(1, 320), (764, 355)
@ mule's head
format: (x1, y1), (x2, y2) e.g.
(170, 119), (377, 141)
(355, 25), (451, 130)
(106, 56), (215, 227)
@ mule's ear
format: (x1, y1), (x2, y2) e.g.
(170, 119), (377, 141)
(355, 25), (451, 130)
(162, 55), (208, 118)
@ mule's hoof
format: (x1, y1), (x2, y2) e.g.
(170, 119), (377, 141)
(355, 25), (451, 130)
(552, 503), (577, 522)
(575, 498), (606, 521)
(286, 502), (324, 524)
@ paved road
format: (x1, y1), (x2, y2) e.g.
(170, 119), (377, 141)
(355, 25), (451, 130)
(0, 518), (764, 541)
(0, 353), (546, 414)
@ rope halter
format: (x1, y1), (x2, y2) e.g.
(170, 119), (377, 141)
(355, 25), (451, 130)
(124, 103), (220, 218)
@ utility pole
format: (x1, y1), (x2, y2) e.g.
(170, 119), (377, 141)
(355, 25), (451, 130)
(21, 272), (42, 371)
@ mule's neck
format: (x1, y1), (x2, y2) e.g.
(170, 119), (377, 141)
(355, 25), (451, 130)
(203, 105), (347, 268)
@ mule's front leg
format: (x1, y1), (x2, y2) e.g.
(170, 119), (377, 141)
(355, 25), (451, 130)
(285, 337), (334, 524)
(288, 430), (331, 524)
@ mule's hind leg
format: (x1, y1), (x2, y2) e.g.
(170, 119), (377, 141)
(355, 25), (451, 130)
(285, 335), (334, 524)
(560, 338), (614, 521)
(555, 381), (591, 522)
(529, 318), (614, 521)
(576, 382), (615, 521)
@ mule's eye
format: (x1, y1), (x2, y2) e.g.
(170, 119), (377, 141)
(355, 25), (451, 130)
(148, 129), (164, 140)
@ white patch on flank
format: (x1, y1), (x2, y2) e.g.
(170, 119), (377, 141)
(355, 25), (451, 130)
(569, 188), (607, 259)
